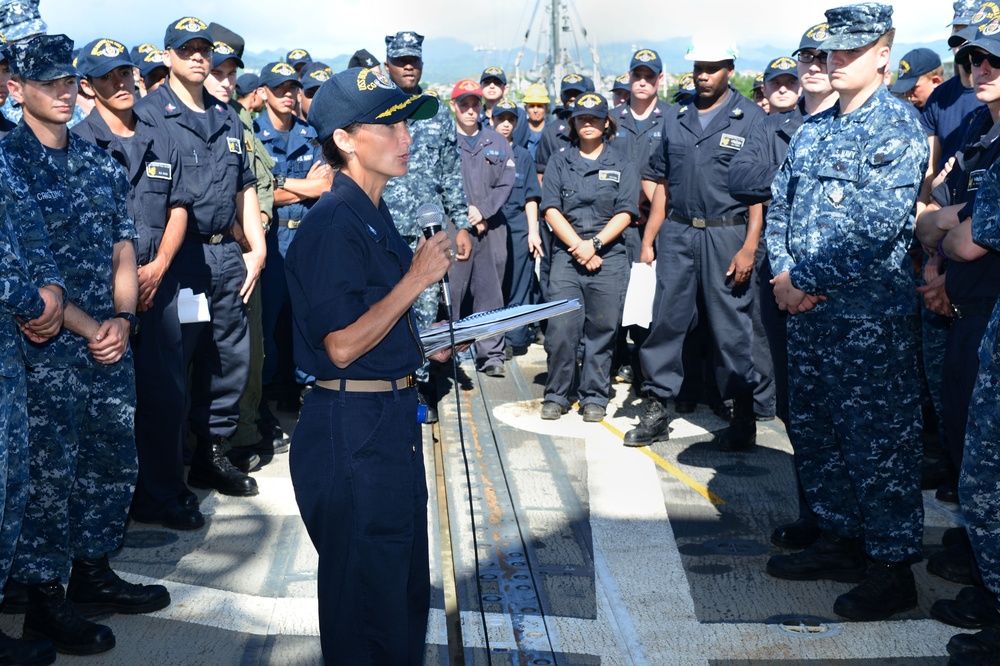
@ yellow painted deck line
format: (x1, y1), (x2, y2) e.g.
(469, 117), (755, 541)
(600, 419), (726, 506)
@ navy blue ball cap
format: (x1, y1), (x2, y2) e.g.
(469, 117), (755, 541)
(763, 56), (799, 82)
(480, 66), (506, 86)
(209, 23), (245, 68)
(385, 31), (423, 59)
(6, 34), (80, 81)
(235, 72), (259, 96)
(137, 48), (166, 77)
(300, 62), (332, 91)
(348, 48), (378, 69)
(752, 72), (765, 90)
(286, 48), (311, 68)
(259, 61), (301, 89)
(164, 16), (213, 51)
(560, 72), (587, 94)
(793, 22), (830, 55)
(492, 98), (518, 119)
(76, 38), (133, 78)
(130, 43), (158, 67)
(612, 73), (630, 93)
(823, 2), (893, 51)
(890, 47), (941, 93)
(308, 67), (438, 142)
(957, 19), (1000, 60)
(630, 48), (662, 75)
(570, 92), (609, 120)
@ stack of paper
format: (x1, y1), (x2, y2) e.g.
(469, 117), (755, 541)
(419, 299), (581, 355)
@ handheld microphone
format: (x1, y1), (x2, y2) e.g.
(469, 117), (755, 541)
(417, 202), (452, 309)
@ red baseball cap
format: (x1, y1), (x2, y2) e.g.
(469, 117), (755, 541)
(451, 78), (482, 101)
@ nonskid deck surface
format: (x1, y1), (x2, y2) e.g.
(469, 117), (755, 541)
(4, 344), (965, 664)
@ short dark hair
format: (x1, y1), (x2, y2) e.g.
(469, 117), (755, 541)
(320, 122), (361, 170)
(568, 115), (617, 144)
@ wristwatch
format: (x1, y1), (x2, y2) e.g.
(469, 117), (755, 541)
(114, 312), (140, 336)
(273, 174), (286, 189)
(591, 236), (603, 252)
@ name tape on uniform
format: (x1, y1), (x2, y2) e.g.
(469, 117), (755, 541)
(146, 162), (172, 180)
(720, 134), (745, 150)
(599, 170), (620, 183)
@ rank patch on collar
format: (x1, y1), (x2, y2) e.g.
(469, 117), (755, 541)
(720, 133), (745, 150)
(599, 170), (620, 182)
(227, 137), (243, 154)
(146, 161), (172, 180)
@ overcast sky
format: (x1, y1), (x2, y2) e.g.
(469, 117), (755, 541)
(42, 0), (953, 61)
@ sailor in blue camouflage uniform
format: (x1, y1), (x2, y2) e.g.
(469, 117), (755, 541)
(0, 0), (46, 128)
(381, 31), (471, 421)
(916, 24), (1000, 645)
(0, 145), (64, 665)
(763, 4), (930, 623)
(728, 22), (838, 552)
(71, 37), (202, 531)
(944, 157), (1000, 666)
(4, 34), (169, 655)
(255, 61), (330, 411)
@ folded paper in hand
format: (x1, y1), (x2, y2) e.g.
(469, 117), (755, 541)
(419, 300), (581, 355)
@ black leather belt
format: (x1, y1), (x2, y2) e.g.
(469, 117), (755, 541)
(950, 298), (998, 319)
(278, 219), (301, 229)
(670, 212), (747, 228)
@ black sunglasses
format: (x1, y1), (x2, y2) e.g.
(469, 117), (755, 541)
(969, 51), (1000, 69)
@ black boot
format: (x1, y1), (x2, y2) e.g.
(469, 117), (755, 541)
(0, 627), (55, 666)
(66, 555), (170, 616)
(770, 517), (822, 550)
(188, 437), (259, 497)
(766, 532), (866, 583)
(623, 399), (670, 447)
(719, 392), (756, 452)
(834, 560), (918, 621)
(225, 447), (261, 473)
(22, 580), (115, 655)
(0, 579), (27, 614)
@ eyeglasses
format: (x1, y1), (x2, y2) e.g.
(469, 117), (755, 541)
(796, 51), (828, 64)
(172, 44), (213, 58)
(969, 51), (1000, 69)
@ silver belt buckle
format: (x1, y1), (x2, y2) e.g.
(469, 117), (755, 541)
(692, 218), (707, 229)
(287, 219), (300, 230)
(209, 234), (224, 244)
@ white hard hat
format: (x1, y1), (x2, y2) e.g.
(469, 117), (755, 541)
(684, 33), (739, 62)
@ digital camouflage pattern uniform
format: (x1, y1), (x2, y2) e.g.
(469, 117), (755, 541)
(0, 148), (63, 602)
(3, 122), (139, 585)
(767, 84), (929, 563)
(960, 161), (1000, 596)
(382, 97), (468, 337)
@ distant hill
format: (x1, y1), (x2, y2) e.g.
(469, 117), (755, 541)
(243, 36), (946, 86)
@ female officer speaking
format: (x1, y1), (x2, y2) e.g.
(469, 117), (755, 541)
(539, 93), (639, 422)
(283, 67), (454, 664)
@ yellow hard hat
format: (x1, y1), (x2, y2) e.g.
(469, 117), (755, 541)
(522, 83), (550, 104)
